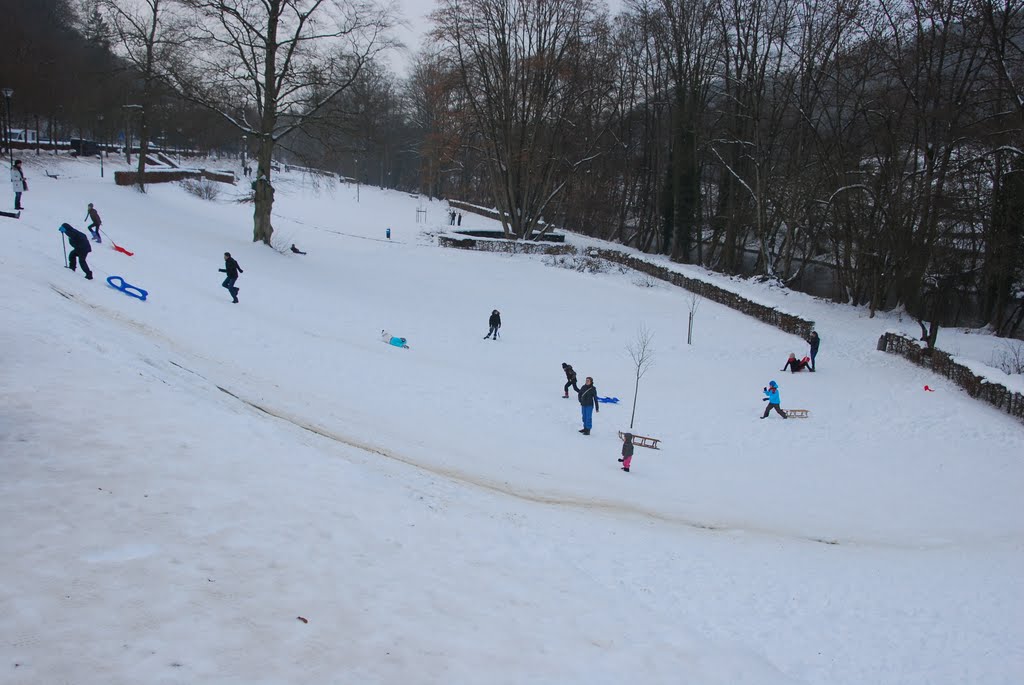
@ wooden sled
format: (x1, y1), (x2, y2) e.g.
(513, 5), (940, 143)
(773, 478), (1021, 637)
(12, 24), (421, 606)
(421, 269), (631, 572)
(618, 431), (661, 449)
(787, 409), (811, 418)
(0, 209), (20, 219)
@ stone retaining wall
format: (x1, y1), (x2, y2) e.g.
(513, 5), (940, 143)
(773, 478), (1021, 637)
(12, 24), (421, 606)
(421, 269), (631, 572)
(436, 235), (814, 339)
(114, 169), (235, 186)
(878, 332), (1024, 423)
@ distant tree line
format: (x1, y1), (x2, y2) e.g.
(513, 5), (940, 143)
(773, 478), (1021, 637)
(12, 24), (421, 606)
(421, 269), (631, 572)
(417, 0), (1024, 337)
(1, 0), (1021, 336)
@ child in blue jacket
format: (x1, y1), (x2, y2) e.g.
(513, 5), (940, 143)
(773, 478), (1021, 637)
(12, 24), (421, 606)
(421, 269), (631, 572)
(761, 380), (787, 419)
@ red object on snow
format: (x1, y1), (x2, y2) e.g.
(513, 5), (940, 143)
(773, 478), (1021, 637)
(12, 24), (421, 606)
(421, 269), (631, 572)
(924, 385), (934, 392)
(112, 242), (134, 256)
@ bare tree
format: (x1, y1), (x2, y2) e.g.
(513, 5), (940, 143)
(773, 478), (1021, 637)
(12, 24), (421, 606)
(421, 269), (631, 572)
(659, 0), (720, 262)
(168, 0), (397, 244)
(686, 291), (701, 344)
(431, 0), (613, 240)
(626, 324), (655, 429)
(102, 0), (182, 191)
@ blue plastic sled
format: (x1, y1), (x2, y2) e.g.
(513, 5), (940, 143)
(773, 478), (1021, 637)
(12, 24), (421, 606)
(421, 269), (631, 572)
(106, 275), (148, 301)
(597, 396), (619, 404)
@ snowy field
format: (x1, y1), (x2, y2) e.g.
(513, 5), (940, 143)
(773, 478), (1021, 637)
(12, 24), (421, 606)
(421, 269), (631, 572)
(1, 154), (1022, 684)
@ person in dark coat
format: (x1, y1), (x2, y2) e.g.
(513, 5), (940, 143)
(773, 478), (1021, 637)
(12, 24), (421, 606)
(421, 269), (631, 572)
(219, 252), (243, 303)
(809, 331), (820, 371)
(619, 433), (634, 472)
(483, 309), (501, 339)
(577, 376), (599, 435)
(84, 203), (102, 243)
(58, 223), (93, 279)
(562, 363), (579, 398)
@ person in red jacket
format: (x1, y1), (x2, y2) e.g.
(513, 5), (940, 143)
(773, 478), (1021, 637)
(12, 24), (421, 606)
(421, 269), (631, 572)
(781, 353), (812, 373)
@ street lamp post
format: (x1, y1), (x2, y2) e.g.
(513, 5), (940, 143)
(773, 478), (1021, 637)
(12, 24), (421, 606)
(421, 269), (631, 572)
(2, 88), (13, 166)
(122, 104), (143, 165)
(242, 135), (247, 176)
(97, 114), (104, 177)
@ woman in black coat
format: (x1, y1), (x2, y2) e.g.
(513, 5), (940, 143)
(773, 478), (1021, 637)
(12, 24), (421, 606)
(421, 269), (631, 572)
(484, 309), (501, 339)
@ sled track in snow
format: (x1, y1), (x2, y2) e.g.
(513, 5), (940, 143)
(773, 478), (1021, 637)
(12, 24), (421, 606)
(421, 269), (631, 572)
(213, 384), (951, 551)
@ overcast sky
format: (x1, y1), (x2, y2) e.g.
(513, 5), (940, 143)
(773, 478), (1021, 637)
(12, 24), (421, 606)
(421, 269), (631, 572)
(385, 0), (624, 77)
(386, 0), (437, 75)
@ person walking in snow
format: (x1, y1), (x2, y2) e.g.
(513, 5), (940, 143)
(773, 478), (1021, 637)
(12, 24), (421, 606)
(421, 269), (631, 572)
(562, 362), (579, 398)
(578, 376), (599, 435)
(619, 432), (634, 472)
(84, 203), (102, 243)
(219, 252), (243, 303)
(59, 223), (93, 280)
(808, 331), (820, 371)
(11, 159), (26, 210)
(483, 309), (501, 339)
(761, 380), (787, 419)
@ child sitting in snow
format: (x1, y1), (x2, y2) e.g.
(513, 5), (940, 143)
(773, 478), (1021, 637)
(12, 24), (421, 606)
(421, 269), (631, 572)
(781, 353), (812, 373)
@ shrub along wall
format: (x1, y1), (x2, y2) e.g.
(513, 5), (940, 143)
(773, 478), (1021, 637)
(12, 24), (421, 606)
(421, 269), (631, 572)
(878, 332), (1024, 423)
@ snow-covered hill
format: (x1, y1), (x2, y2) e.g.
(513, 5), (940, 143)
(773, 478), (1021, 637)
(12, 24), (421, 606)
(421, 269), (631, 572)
(2, 155), (1021, 684)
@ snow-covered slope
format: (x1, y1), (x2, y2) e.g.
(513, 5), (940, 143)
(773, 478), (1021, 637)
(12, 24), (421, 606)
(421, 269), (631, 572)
(2, 155), (1021, 684)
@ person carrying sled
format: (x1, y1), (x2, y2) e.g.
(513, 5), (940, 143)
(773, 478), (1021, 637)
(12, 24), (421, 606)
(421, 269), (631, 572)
(11, 159), (26, 210)
(761, 380), (787, 419)
(781, 352), (812, 373)
(578, 376), (599, 435)
(58, 223), (93, 279)
(484, 309), (501, 339)
(562, 363), (580, 398)
(84, 203), (102, 243)
(619, 433), (634, 472)
(219, 252), (243, 303)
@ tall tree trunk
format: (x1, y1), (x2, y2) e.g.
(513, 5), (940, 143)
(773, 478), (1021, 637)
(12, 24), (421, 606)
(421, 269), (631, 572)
(253, 135), (275, 244)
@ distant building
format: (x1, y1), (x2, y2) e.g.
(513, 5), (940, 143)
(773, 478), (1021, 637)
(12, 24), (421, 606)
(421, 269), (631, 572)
(9, 128), (38, 144)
